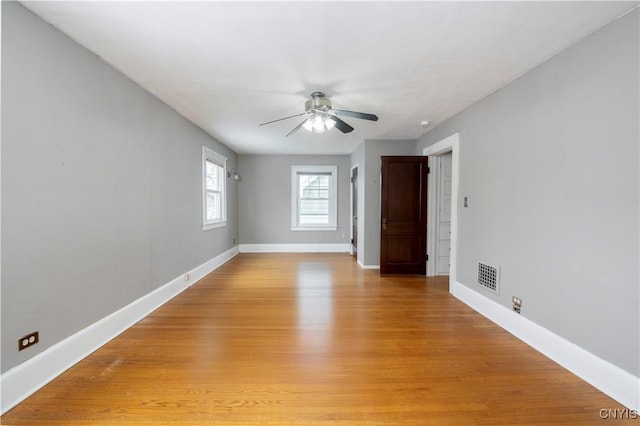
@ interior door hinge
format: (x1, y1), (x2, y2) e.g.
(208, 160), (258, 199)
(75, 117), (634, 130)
(427, 166), (431, 174)
(426, 254), (429, 261)
(351, 238), (354, 244)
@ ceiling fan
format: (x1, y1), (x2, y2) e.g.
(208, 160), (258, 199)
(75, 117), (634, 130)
(259, 92), (378, 137)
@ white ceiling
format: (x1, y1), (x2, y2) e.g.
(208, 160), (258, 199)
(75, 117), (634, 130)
(22, 1), (637, 155)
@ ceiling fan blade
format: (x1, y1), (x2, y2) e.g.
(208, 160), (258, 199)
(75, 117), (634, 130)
(286, 119), (309, 138)
(333, 109), (379, 122)
(259, 112), (308, 126)
(328, 116), (354, 133)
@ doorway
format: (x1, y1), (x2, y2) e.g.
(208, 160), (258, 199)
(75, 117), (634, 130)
(350, 165), (358, 258)
(424, 133), (460, 288)
(379, 156), (429, 275)
(435, 153), (452, 275)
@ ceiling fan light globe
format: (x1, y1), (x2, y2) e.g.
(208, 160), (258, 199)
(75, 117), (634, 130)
(302, 119), (313, 131)
(312, 115), (325, 132)
(326, 117), (336, 130)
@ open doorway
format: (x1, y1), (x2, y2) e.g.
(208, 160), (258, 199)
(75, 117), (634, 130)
(433, 153), (452, 276)
(424, 133), (460, 289)
(350, 164), (358, 258)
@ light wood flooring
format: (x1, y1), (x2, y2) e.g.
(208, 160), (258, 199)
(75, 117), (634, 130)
(1, 253), (628, 425)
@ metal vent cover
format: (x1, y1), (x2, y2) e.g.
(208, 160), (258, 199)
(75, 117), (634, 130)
(477, 261), (500, 294)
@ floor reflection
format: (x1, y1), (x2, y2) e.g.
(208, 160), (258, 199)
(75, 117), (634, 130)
(296, 263), (333, 352)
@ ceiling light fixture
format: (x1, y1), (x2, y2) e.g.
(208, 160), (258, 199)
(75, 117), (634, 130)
(259, 92), (378, 137)
(302, 112), (336, 134)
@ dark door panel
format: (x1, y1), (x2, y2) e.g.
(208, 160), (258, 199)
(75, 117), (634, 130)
(380, 156), (428, 275)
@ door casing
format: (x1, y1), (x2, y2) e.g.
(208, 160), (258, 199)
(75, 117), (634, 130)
(424, 133), (460, 288)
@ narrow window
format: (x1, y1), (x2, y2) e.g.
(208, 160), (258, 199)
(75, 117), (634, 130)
(203, 146), (227, 230)
(291, 165), (337, 231)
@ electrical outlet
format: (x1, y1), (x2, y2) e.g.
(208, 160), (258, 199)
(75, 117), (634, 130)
(512, 296), (522, 314)
(18, 331), (39, 351)
(233, 237), (236, 245)
(185, 273), (191, 282)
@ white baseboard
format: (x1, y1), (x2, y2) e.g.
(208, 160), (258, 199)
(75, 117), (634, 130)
(0, 246), (239, 415)
(451, 280), (640, 411)
(357, 259), (380, 270)
(239, 243), (350, 253)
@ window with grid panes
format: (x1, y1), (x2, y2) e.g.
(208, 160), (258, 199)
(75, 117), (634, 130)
(291, 165), (337, 230)
(202, 146), (227, 230)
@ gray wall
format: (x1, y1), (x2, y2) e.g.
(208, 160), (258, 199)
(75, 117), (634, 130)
(416, 9), (639, 376)
(1, 2), (238, 372)
(238, 155), (351, 245)
(352, 139), (417, 266)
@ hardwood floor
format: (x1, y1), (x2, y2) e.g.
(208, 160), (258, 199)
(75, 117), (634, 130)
(1, 253), (627, 425)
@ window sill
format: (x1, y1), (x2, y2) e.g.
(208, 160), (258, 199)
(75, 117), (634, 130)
(291, 226), (337, 232)
(203, 221), (227, 231)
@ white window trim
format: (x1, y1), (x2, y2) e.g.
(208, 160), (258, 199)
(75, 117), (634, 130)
(202, 146), (227, 231)
(291, 165), (338, 231)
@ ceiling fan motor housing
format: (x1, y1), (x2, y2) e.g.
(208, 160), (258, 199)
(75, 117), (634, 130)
(305, 92), (332, 112)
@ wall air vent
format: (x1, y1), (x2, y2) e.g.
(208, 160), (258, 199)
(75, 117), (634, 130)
(477, 261), (500, 294)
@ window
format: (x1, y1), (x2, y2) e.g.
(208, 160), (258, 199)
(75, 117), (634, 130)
(291, 165), (337, 231)
(202, 146), (227, 230)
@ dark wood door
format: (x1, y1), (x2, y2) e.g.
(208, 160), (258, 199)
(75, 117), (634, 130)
(380, 156), (428, 275)
(352, 167), (358, 257)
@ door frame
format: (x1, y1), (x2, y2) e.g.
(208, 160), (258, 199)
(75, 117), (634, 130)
(423, 133), (460, 288)
(350, 163), (359, 258)
(431, 153), (453, 276)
